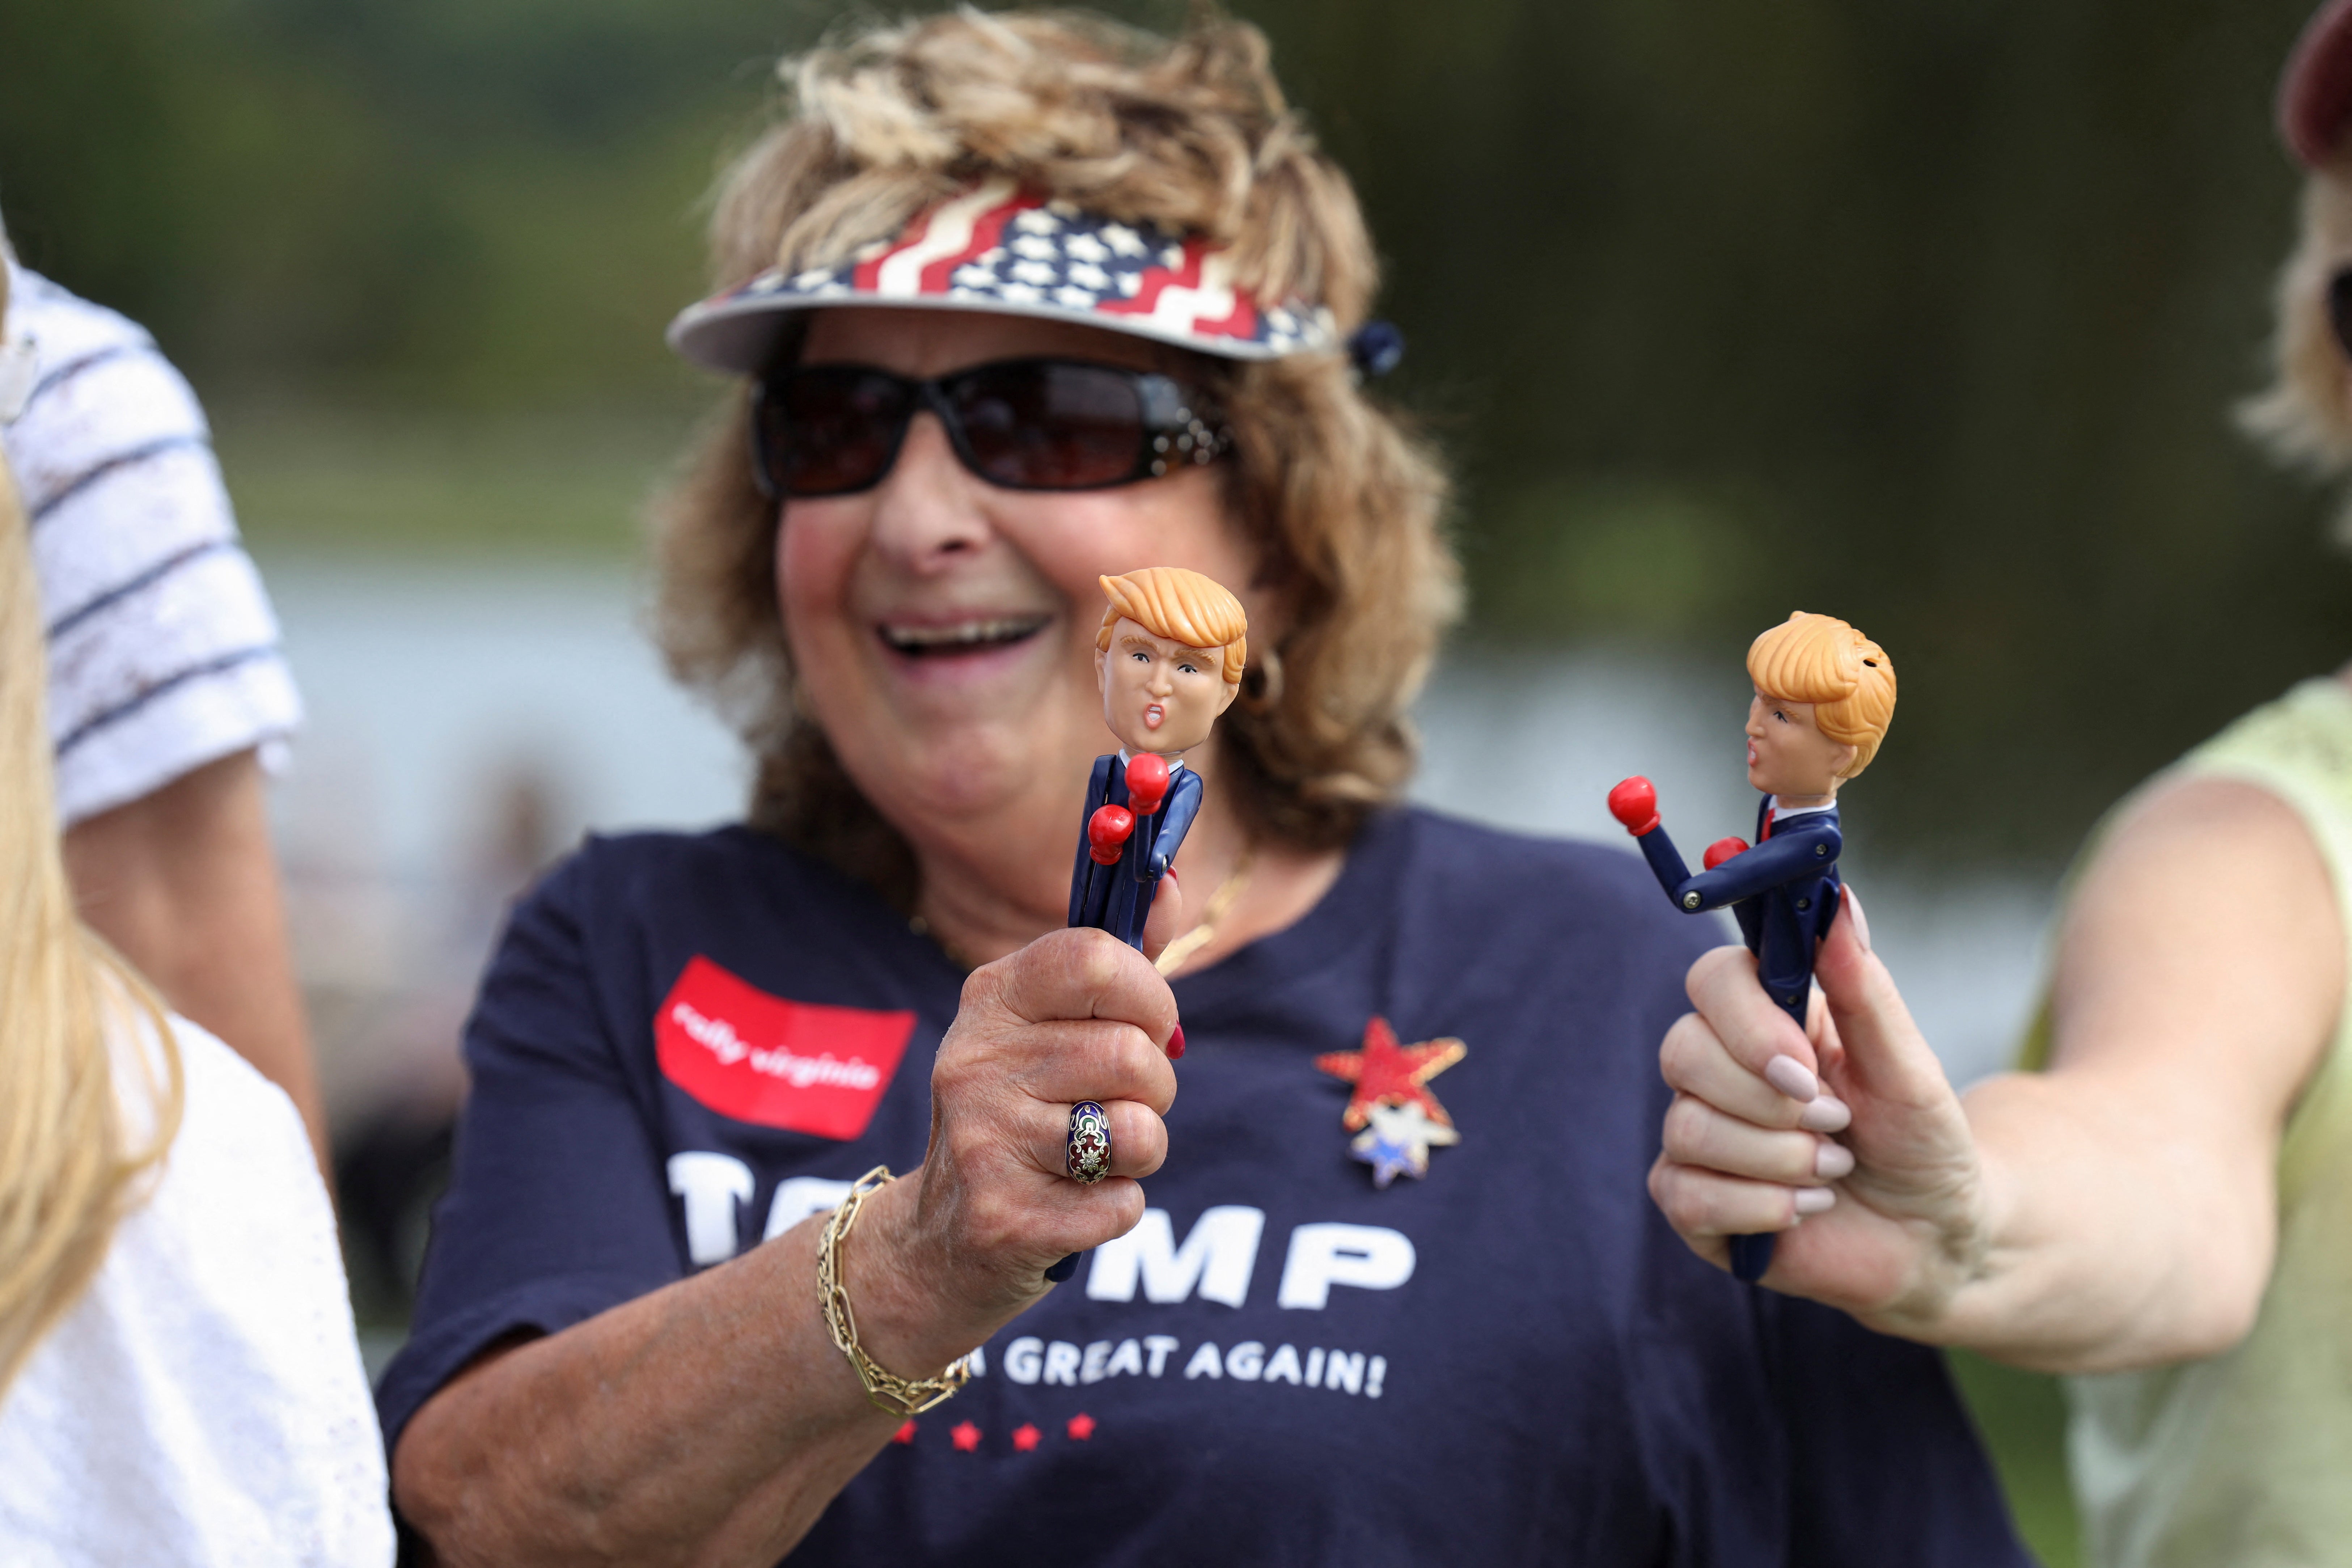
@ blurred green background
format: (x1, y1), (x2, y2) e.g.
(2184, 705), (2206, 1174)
(9, 1), (2344, 1558)
(7, 0), (2348, 868)
(7, 0), (2345, 862)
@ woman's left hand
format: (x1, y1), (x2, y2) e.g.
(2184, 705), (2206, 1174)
(1647, 890), (1993, 1332)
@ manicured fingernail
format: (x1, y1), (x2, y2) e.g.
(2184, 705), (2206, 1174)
(1798, 1095), (1852, 1133)
(1764, 1055), (1819, 1102)
(1814, 1141), (1855, 1180)
(1794, 1187), (1837, 1216)
(1165, 1023), (1186, 1061)
(1844, 885), (1871, 952)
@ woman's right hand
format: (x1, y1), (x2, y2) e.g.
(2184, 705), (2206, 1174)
(845, 927), (1180, 1377)
(1646, 890), (1996, 1337)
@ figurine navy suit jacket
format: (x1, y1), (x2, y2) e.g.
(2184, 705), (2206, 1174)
(1067, 754), (1203, 951)
(1630, 798), (1842, 1027)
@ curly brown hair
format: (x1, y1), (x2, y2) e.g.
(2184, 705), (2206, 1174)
(652, 8), (1460, 902)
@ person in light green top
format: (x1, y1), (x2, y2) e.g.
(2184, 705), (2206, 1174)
(1637, 4), (2352, 1564)
(2044, 677), (2352, 1564)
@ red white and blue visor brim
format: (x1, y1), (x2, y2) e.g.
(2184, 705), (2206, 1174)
(665, 178), (1338, 374)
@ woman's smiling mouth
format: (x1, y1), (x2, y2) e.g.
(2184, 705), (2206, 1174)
(876, 615), (1050, 659)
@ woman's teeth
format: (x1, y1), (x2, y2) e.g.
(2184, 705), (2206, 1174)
(879, 616), (1048, 656)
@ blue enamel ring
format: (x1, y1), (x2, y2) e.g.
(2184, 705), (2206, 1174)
(1066, 1101), (1112, 1184)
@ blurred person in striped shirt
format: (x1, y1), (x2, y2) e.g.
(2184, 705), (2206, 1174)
(0, 232), (323, 1171)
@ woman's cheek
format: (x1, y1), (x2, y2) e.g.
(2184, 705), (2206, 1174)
(774, 502), (865, 646)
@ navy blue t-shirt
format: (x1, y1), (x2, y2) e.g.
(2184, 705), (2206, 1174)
(378, 808), (2026, 1566)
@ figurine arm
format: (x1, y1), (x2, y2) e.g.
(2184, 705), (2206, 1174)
(1669, 822), (1841, 912)
(1609, 774), (1698, 903)
(1142, 770), (1203, 880)
(1630, 822), (1695, 899)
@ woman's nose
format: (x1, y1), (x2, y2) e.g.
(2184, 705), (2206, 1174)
(865, 414), (991, 569)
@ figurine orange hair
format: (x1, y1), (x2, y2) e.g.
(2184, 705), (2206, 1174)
(1094, 569), (1250, 687)
(1745, 612), (1896, 781)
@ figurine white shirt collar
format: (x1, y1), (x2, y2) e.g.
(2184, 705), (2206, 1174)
(1767, 796), (1836, 819)
(1115, 748), (1189, 774)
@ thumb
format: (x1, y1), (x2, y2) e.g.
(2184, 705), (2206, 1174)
(1812, 885), (1950, 1106)
(1139, 868), (1185, 963)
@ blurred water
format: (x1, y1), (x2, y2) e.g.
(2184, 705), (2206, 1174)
(265, 559), (2052, 1116)
(266, 557), (745, 887)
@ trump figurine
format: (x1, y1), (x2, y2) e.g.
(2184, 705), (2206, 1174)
(1608, 611), (1896, 1281)
(1068, 567), (1247, 954)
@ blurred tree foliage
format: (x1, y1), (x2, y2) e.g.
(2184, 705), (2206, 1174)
(4, 0), (2348, 859)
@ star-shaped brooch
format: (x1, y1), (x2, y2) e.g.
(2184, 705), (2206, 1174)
(1316, 1016), (1466, 1186)
(1349, 1101), (1461, 1188)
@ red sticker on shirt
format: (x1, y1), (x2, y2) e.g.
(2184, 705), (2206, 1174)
(654, 956), (915, 1140)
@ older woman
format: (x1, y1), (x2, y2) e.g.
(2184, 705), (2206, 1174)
(379, 12), (2027, 1565)
(1646, 4), (2352, 1564)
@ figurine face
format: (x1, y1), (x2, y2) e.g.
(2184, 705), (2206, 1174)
(1745, 690), (1858, 802)
(1095, 617), (1238, 757)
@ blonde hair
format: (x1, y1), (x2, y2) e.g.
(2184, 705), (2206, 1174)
(0, 266), (182, 1395)
(2241, 158), (2352, 539)
(653, 8), (1459, 902)
(1747, 612), (1898, 779)
(1095, 568), (1248, 684)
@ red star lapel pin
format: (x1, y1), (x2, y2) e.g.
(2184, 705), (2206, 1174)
(1316, 1017), (1467, 1187)
(1315, 1016), (1466, 1131)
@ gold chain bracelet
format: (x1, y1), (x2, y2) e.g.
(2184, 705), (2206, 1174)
(816, 1166), (972, 1416)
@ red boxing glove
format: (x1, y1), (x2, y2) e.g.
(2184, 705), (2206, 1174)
(1607, 776), (1660, 836)
(1125, 752), (1170, 817)
(1702, 836), (1750, 870)
(1088, 804), (1136, 865)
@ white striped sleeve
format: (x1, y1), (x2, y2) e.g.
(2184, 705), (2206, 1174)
(3, 265), (301, 827)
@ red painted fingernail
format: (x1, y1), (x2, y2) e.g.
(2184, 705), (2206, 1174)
(1166, 1023), (1186, 1060)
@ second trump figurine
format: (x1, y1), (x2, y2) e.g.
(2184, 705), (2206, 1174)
(1608, 610), (1896, 1281)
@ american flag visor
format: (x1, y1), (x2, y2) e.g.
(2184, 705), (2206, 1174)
(666, 177), (1339, 373)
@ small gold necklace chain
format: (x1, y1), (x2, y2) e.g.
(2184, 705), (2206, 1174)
(1153, 842), (1257, 977)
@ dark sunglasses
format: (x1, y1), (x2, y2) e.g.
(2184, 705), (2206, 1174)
(750, 357), (1228, 499)
(2331, 266), (2352, 361)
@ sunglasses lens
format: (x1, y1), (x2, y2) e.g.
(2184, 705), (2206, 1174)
(950, 362), (1147, 489)
(761, 368), (912, 497)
